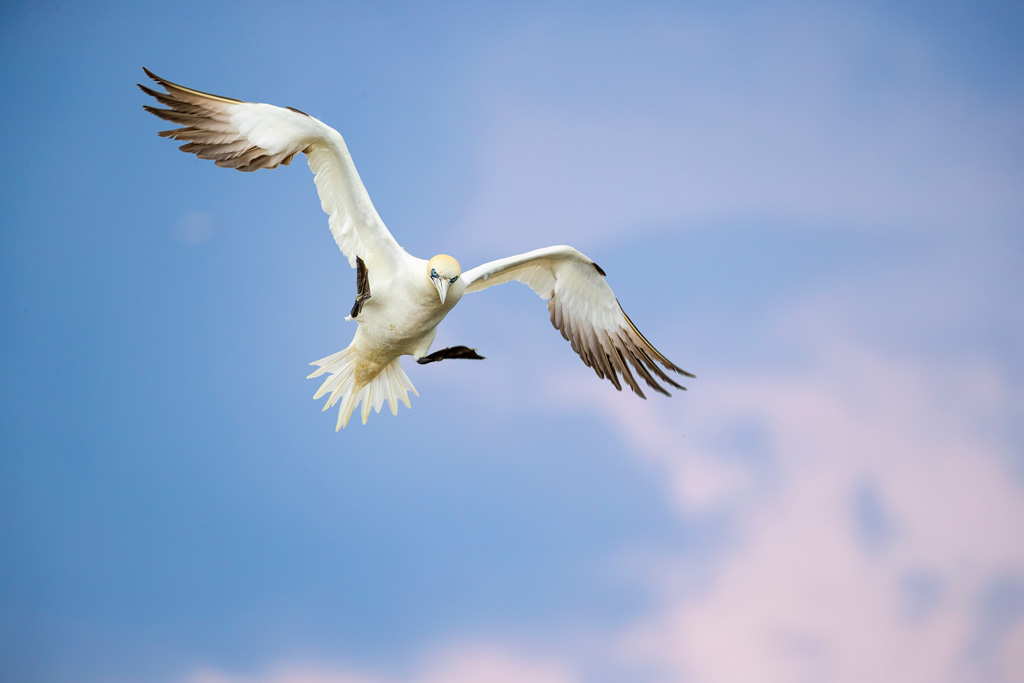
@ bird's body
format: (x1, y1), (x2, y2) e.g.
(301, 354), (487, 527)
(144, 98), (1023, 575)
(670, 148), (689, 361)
(353, 253), (465, 362)
(140, 69), (693, 429)
(305, 252), (467, 428)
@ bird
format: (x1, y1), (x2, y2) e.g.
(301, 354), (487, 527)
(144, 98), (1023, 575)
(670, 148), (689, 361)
(139, 68), (694, 429)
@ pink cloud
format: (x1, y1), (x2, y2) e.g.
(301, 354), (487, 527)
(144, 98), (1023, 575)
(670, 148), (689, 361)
(185, 643), (577, 683)
(550, 329), (1024, 681)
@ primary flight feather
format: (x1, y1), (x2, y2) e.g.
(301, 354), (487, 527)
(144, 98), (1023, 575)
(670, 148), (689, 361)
(139, 68), (694, 429)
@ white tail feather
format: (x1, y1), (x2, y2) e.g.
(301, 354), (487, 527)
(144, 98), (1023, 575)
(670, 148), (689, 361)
(307, 346), (419, 429)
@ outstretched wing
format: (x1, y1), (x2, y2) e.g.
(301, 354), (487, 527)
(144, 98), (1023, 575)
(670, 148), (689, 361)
(139, 68), (406, 275)
(462, 245), (694, 398)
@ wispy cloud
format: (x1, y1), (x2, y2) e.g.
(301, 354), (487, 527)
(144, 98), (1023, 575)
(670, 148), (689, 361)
(457, 5), (1023, 253)
(185, 643), (577, 683)
(609, 344), (1022, 681)
(174, 209), (216, 245)
(539, 264), (1024, 681)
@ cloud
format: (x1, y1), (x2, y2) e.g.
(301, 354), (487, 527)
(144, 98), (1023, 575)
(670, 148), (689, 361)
(188, 665), (382, 683)
(456, 6), (1023, 252)
(185, 643), (577, 683)
(175, 210), (216, 245)
(548, 303), (1024, 682)
(615, 356), (1020, 681)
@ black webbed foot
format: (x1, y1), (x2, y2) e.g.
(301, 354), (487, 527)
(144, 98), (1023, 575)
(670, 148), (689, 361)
(350, 256), (371, 319)
(416, 346), (486, 364)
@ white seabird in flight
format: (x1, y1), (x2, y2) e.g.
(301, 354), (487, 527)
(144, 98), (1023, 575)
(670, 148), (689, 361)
(139, 69), (694, 429)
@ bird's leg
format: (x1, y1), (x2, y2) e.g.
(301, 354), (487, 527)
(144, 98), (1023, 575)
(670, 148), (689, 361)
(349, 256), (371, 319)
(416, 346), (486, 364)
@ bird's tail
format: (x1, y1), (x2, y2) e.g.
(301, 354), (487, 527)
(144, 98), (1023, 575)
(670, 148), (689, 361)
(307, 345), (419, 430)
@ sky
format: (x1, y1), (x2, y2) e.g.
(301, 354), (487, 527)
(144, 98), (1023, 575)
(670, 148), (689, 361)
(1, 1), (1022, 682)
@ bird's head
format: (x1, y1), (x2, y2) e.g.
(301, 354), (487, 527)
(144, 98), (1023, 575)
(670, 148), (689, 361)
(427, 254), (461, 305)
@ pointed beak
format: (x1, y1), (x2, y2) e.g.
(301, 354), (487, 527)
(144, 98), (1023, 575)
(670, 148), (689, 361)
(432, 277), (450, 305)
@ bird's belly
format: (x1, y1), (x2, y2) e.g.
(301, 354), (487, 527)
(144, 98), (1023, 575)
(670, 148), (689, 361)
(354, 300), (448, 359)
(347, 272), (462, 381)
(356, 322), (425, 358)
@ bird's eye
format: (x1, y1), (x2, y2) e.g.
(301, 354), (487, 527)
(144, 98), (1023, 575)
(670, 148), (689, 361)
(431, 268), (438, 278)
(450, 275), (458, 284)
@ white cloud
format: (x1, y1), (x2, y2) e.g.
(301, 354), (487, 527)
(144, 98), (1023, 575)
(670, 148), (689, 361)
(175, 209), (216, 245)
(457, 6), (1023, 252)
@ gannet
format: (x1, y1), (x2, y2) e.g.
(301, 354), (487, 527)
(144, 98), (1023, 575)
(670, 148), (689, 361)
(139, 69), (694, 429)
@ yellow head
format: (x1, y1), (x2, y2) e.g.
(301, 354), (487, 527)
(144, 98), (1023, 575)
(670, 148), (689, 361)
(427, 254), (461, 304)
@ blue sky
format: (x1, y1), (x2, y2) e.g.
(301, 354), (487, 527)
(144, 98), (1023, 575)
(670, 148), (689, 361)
(1, 1), (1022, 682)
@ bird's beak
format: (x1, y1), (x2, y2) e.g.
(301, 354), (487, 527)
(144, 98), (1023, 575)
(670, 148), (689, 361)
(432, 277), (450, 305)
